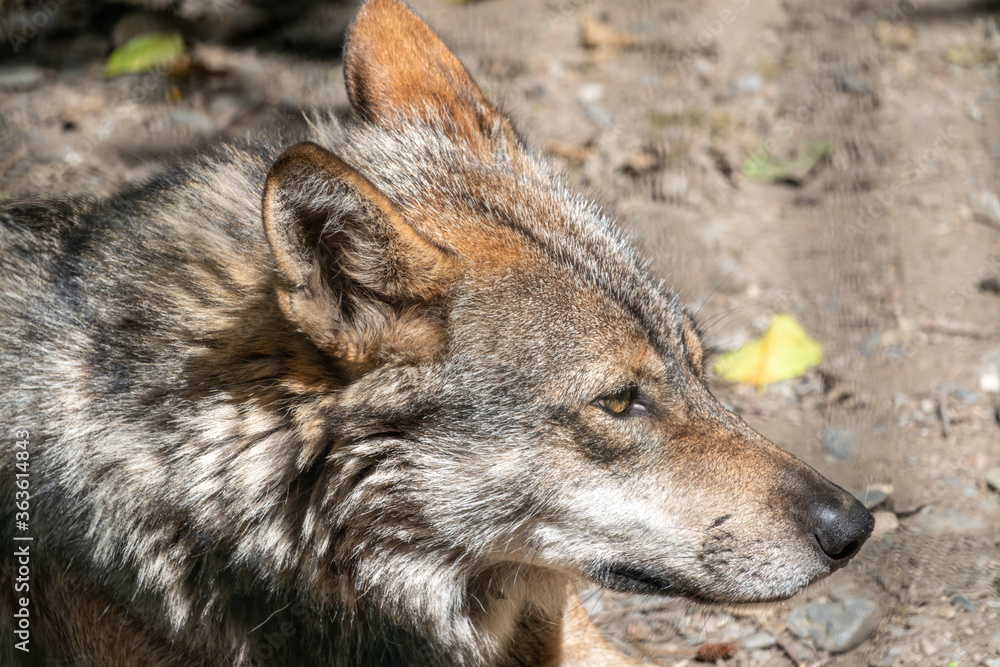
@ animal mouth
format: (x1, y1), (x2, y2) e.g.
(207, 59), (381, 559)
(591, 561), (808, 605)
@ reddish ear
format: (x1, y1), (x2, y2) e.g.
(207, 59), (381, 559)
(262, 142), (458, 372)
(343, 0), (500, 138)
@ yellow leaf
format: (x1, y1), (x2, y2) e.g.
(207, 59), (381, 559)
(713, 314), (823, 389)
(105, 32), (184, 78)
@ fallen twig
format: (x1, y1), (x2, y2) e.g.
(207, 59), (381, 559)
(920, 320), (1000, 340)
(938, 386), (951, 438)
(772, 636), (807, 667)
(973, 212), (1000, 232)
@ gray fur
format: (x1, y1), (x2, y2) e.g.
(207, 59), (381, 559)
(0, 2), (871, 665)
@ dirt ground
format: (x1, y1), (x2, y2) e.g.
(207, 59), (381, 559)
(2, 0), (1000, 665)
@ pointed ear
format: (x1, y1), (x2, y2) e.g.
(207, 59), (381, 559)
(262, 141), (458, 372)
(343, 0), (501, 139)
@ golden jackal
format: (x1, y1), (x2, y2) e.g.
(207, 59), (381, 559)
(0, 1), (873, 664)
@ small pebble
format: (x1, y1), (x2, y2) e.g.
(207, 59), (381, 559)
(583, 105), (613, 127)
(950, 594), (977, 613)
(787, 597), (880, 653)
(871, 510), (899, 539)
(577, 83), (604, 104)
(851, 485), (890, 509)
(0, 65), (45, 90)
(735, 73), (763, 94)
(741, 632), (776, 650)
(821, 426), (862, 461)
(880, 646), (904, 666)
(973, 191), (1000, 225)
(167, 109), (217, 133)
(579, 18), (633, 51)
(888, 491), (926, 516)
(911, 510), (985, 534)
(837, 75), (869, 94)
(986, 468), (1000, 493)
(874, 21), (916, 49)
(950, 385), (979, 403)
(921, 636), (945, 656)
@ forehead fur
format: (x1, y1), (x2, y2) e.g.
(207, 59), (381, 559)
(309, 116), (688, 350)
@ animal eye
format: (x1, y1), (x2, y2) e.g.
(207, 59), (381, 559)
(600, 387), (636, 415)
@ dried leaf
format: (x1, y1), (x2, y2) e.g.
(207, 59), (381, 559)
(580, 18), (633, 51)
(696, 641), (737, 662)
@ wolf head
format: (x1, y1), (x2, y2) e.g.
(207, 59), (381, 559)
(258, 0), (872, 641)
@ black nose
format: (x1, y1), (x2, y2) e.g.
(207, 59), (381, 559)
(811, 493), (874, 570)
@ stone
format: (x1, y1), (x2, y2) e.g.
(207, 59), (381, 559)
(871, 510), (899, 539)
(837, 76), (869, 95)
(0, 65), (45, 90)
(912, 510), (986, 534)
(874, 21), (916, 49)
(167, 109), (217, 133)
(851, 484), (892, 509)
(888, 491), (926, 516)
(786, 597), (880, 653)
(580, 18), (633, 51)
(950, 385), (979, 403)
(735, 73), (763, 94)
(741, 632), (776, 650)
(821, 426), (862, 461)
(583, 105), (612, 127)
(577, 83), (604, 104)
(879, 646), (904, 666)
(972, 191), (1000, 226)
(950, 594), (977, 613)
(986, 468), (1000, 493)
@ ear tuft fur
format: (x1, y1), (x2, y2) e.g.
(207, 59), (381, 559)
(343, 0), (501, 141)
(262, 141), (458, 373)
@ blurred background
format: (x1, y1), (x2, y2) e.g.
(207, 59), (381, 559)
(2, 0), (999, 664)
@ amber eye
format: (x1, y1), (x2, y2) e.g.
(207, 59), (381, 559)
(601, 387), (636, 415)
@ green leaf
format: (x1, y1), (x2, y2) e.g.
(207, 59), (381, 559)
(741, 141), (833, 185)
(105, 32), (184, 78)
